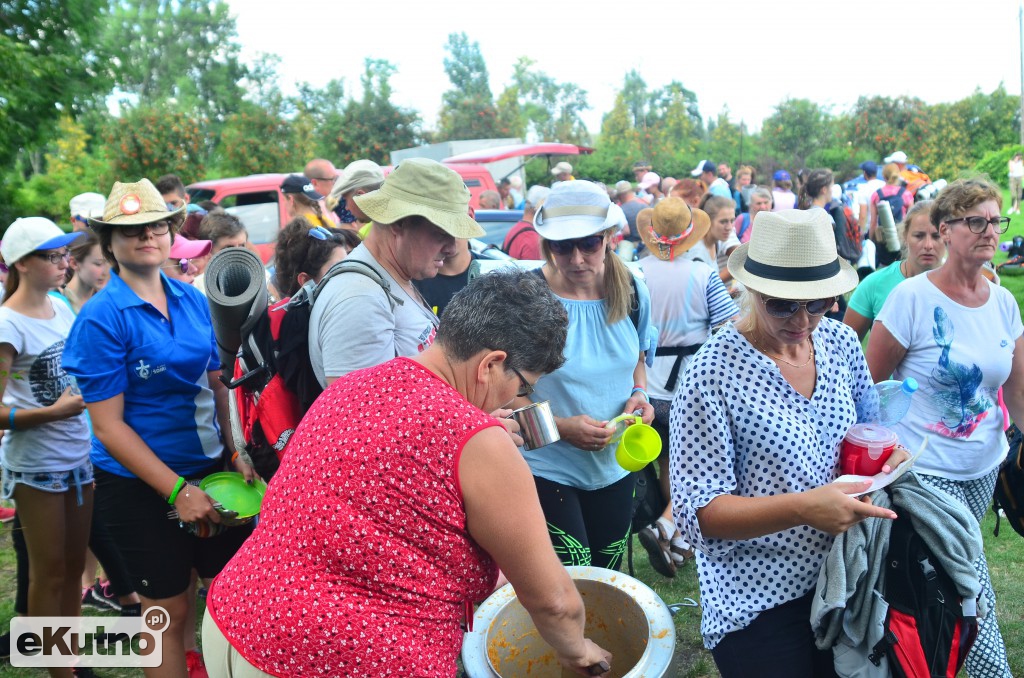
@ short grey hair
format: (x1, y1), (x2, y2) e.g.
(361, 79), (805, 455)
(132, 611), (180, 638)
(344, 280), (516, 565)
(437, 268), (567, 375)
(750, 187), (773, 205)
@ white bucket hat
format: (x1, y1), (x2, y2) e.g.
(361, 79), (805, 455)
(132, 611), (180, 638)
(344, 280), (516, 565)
(533, 181), (626, 240)
(728, 209), (859, 300)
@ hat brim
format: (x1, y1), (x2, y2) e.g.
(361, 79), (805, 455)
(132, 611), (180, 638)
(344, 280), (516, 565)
(37, 232), (85, 252)
(533, 203), (626, 240)
(89, 204), (186, 228)
(353, 192), (484, 239)
(728, 243), (859, 300)
(638, 207), (711, 261)
(169, 237), (212, 259)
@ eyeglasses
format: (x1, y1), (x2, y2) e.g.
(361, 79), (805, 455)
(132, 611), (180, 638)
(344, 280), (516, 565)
(509, 365), (535, 399)
(944, 216), (1011, 234)
(547, 235), (605, 256)
(119, 220), (171, 239)
(162, 258), (192, 275)
(760, 296), (836, 318)
(32, 250), (71, 265)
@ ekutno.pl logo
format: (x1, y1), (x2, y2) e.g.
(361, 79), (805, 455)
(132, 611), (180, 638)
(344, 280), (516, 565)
(11, 606), (169, 668)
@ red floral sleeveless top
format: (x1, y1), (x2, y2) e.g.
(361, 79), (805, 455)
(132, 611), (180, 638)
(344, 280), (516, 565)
(208, 358), (501, 676)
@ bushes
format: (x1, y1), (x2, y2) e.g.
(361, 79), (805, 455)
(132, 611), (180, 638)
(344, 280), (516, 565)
(974, 145), (1024, 189)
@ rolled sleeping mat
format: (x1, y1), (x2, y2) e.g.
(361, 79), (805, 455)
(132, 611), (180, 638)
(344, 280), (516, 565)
(205, 247), (268, 372)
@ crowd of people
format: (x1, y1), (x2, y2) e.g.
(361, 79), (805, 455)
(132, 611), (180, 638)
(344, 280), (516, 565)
(0, 146), (1020, 678)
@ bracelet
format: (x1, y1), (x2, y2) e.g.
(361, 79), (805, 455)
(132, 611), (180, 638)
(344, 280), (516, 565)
(8, 407), (16, 431)
(631, 386), (649, 402)
(167, 477), (186, 505)
(231, 451), (239, 463)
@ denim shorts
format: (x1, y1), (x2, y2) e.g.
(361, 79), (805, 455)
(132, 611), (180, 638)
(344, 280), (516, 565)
(1, 460), (94, 505)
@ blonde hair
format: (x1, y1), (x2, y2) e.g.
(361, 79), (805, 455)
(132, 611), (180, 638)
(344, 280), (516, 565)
(732, 288), (761, 335)
(882, 163), (901, 184)
(541, 228), (635, 325)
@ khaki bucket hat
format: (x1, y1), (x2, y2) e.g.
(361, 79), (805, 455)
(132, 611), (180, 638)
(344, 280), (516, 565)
(728, 208), (859, 300)
(353, 158), (484, 239)
(89, 179), (185, 228)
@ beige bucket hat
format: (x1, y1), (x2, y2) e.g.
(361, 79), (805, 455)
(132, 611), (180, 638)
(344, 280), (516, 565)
(89, 179), (185, 227)
(728, 208), (859, 300)
(353, 158), (484, 239)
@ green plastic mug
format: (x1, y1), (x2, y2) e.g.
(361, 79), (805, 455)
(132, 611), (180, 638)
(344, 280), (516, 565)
(609, 414), (662, 472)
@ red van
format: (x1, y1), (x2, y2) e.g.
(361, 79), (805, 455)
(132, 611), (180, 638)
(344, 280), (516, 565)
(187, 144), (591, 262)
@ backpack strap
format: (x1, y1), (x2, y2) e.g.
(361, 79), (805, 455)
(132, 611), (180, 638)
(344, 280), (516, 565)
(737, 213), (751, 240)
(311, 259), (404, 311)
(503, 222), (533, 254)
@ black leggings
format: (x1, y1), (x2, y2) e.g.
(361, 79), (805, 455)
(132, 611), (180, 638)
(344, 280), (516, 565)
(710, 592), (838, 678)
(11, 494), (136, 614)
(533, 474), (634, 570)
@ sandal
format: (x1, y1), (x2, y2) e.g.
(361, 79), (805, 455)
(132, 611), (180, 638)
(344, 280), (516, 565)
(637, 521), (676, 578)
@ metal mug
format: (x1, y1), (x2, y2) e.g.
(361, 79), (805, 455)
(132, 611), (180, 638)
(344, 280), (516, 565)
(509, 401), (560, 450)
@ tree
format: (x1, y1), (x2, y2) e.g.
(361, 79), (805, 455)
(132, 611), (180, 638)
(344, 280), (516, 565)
(845, 95), (930, 161)
(102, 0), (248, 120)
(495, 57), (590, 144)
(706, 108), (744, 167)
(217, 103), (295, 177)
(106, 102), (207, 182)
(0, 0), (110, 166)
(437, 33), (500, 140)
(334, 59), (421, 164)
(761, 98), (833, 169)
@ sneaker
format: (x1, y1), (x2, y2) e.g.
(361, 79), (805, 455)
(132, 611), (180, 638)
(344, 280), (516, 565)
(0, 506), (14, 524)
(82, 581), (119, 612)
(636, 522), (676, 578)
(93, 580), (122, 612)
(186, 649), (209, 678)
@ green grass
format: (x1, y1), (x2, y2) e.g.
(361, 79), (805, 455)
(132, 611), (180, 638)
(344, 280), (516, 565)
(1, 192), (1023, 676)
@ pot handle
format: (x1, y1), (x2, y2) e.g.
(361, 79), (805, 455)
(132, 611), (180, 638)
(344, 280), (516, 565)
(586, 660), (611, 675)
(668, 598), (700, 616)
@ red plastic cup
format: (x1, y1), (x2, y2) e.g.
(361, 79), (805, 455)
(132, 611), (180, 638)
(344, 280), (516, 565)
(840, 424), (898, 477)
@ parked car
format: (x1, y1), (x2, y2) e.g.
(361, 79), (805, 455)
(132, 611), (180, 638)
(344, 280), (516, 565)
(473, 209), (524, 248)
(187, 174), (287, 263)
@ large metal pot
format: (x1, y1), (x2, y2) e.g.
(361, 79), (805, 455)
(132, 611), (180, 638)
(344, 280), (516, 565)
(461, 566), (676, 677)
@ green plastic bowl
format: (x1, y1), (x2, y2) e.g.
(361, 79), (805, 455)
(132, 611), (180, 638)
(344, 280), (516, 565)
(199, 472), (267, 520)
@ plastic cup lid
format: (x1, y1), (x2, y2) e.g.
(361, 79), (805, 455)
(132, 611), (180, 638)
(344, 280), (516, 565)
(844, 423), (899, 447)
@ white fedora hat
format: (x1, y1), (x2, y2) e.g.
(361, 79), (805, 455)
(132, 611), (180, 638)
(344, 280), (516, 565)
(728, 209), (859, 300)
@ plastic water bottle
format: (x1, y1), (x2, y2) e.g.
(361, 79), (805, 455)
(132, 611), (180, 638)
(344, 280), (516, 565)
(874, 378), (918, 427)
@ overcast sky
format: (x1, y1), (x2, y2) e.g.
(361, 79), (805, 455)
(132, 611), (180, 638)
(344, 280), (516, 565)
(227, 0), (1024, 137)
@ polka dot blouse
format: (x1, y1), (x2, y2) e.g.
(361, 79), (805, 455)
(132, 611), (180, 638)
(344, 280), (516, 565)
(207, 358), (500, 676)
(669, 318), (873, 649)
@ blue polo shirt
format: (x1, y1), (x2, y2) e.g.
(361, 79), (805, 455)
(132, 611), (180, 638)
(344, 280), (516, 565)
(64, 271), (224, 478)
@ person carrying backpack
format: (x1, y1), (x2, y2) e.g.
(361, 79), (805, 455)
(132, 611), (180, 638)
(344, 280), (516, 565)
(308, 159), (484, 387)
(868, 163), (913, 269)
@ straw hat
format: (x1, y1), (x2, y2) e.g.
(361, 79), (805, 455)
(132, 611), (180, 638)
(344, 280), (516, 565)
(353, 158), (483, 239)
(533, 180), (626, 240)
(728, 208), (859, 300)
(89, 179), (185, 227)
(638, 197), (709, 261)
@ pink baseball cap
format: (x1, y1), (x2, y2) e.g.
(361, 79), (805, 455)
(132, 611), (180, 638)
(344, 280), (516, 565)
(169, 237), (212, 259)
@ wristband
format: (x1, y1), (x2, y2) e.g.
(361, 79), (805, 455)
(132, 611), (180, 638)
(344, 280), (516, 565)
(167, 477), (186, 505)
(631, 386), (649, 402)
(8, 407), (16, 431)
(231, 451), (239, 463)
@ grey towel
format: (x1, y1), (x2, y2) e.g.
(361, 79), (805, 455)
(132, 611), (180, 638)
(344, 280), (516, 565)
(811, 471), (984, 662)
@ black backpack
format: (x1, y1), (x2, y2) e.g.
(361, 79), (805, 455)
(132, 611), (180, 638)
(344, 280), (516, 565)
(876, 186), (908, 223)
(993, 423), (1024, 538)
(227, 259), (402, 480)
(868, 494), (979, 677)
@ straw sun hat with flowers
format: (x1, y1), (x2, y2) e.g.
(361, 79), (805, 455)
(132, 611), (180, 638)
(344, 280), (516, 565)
(89, 179), (186, 229)
(728, 208), (858, 300)
(638, 197), (709, 261)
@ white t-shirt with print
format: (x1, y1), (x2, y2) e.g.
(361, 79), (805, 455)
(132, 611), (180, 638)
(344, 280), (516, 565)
(0, 297), (90, 472)
(876, 273), (1023, 480)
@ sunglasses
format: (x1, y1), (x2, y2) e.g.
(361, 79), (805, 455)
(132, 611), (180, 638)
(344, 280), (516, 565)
(307, 226), (341, 242)
(547, 235), (605, 256)
(760, 296), (836, 318)
(162, 258), (193, 275)
(119, 220), (171, 239)
(509, 365), (535, 398)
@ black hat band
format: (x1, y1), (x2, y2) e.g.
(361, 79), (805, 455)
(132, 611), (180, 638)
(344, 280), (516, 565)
(744, 256), (841, 282)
